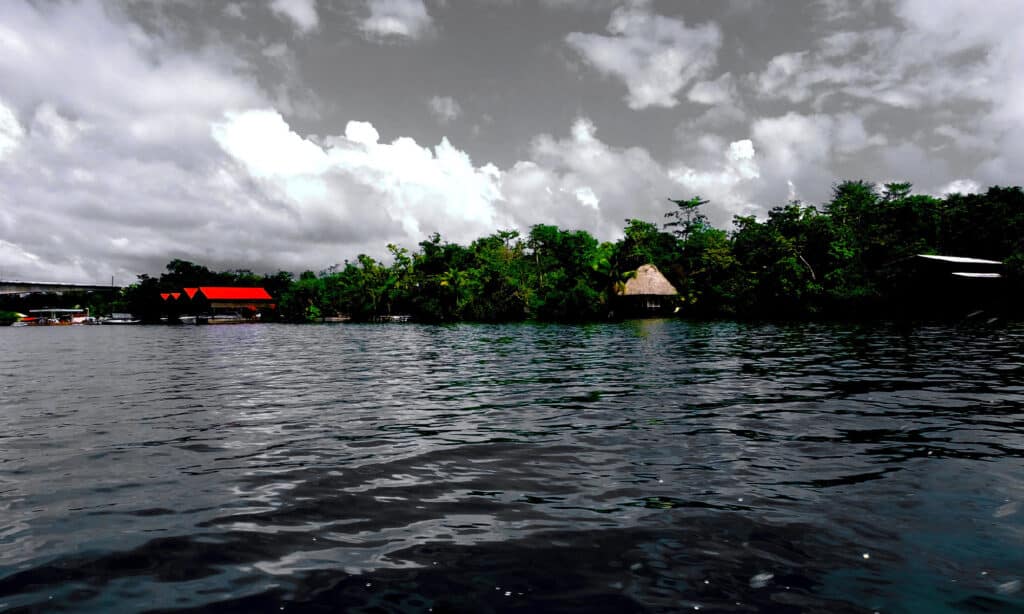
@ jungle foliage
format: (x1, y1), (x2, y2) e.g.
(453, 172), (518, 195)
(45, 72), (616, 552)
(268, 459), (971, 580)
(106, 181), (1024, 322)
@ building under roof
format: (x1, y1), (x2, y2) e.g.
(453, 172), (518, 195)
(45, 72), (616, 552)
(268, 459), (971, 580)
(916, 255), (1002, 266)
(162, 286), (275, 322)
(196, 287), (273, 301)
(900, 254), (1006, 316)
(619, 264), (679, 297)
(616, 264), (679, 316)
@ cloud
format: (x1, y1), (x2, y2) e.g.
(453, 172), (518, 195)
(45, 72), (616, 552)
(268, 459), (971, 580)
(0, 0), (762, 284)
(750, 5), (998, 113)
(566, 3), (721, 109)
(753, 51), (812, 103)
(223, 3), (245, 19)
(0, 98), (23, 159)
(214, 109), (507, 243)
(428, 95), (462, 123)
(360, 0), (433, 41)
(748, 112), (861, 205)
(262, 42), (289, 58)
(539, 0), (621, 10)
(737, 0), (1024, 198)
(213, 111), (735, 254)
(687, 72), (737, 106)
(270, 0), (319, 34)
(814, 0), (885, 23)
(211, 111), (708, 251)
(344, 121), (380, 146)
(2, 0), (698, 283)
(212, 110), (331, 179)
(893, 0), (1024, 186)
(4, 0), (1021, 285)
(832, 113), (886, 154)
(940, 179), (981, 195)
(668, 138), (761, 223)
(0, 1), (286, 282)
(502, 117), (689, 237)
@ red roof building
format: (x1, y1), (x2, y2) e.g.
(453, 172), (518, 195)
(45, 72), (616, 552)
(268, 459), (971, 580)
(197, 287), (272, 301)
(186, 287), (276, 321)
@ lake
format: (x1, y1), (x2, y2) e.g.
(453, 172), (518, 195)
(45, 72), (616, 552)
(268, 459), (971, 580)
(1, 321), (1022, 612)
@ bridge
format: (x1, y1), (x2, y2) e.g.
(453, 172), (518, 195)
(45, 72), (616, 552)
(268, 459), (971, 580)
(0, 280), (124, 295)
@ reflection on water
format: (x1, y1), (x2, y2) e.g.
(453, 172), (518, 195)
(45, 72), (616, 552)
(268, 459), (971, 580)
(1, 321), (1022, 612)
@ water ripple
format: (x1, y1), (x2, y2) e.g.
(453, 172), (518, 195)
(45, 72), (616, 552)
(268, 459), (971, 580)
(0, 321), (1022, 612)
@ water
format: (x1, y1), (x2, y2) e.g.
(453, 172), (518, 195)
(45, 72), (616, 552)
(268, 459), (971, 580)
(1, 321), (1022, 613)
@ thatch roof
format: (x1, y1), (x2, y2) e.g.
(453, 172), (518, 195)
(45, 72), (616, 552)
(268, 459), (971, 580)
(619, 264), (678, 296)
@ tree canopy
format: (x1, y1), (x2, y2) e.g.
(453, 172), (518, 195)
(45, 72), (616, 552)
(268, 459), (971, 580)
(18, 180), (1015, 323)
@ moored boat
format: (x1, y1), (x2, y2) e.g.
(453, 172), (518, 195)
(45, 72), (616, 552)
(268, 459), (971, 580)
(99, 312), (141, 325)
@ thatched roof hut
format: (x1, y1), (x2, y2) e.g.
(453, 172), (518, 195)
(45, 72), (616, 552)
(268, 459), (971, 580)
(619, 264), (678, 297)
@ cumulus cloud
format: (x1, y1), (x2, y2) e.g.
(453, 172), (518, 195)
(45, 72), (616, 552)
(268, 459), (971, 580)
(566, 3), (721, 109)
(3, 0), (1021, 284)
(428, 95), (462, 123)
(360, 0), (433, 40)
(270, 0), (319, 34)
(2, 0), (697, 283)
(211, 111), (715, 252)
(213, 110), (330, 179)
(742, 111), (890, 206)
(502, 117), (689, 237)
(0, 1), (288, 282)
(212, 108), (509, 243)
(668, 138), (761, 223)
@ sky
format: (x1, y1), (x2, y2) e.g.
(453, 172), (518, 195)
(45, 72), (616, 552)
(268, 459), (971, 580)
(0, 0), (1020, 283)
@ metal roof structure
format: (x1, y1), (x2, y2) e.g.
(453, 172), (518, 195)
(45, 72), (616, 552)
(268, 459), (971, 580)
(197, 287), (272, 301)
(916, 254), (1003, 265)
(951, 272), (1002, 278)
(29, 308), (88, 313)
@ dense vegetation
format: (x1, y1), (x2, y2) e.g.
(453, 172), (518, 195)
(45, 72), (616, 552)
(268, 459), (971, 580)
(5, 181), (1023, 323)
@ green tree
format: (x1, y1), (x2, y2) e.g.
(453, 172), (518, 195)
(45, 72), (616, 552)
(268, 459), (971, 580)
(527, 225), (605, 321)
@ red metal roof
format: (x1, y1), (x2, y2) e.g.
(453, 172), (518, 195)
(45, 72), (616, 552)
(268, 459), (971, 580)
(184, 287), (198, 299)
(197, 287), (272, 300)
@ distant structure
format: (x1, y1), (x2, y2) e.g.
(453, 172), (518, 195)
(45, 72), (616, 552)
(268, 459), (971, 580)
(162, 286), (275, 323)
(0, 279), (122, 295)
(914, 254), (1002, 278)
(898, 254), (1005, 316)
(616, 264), (679, 316)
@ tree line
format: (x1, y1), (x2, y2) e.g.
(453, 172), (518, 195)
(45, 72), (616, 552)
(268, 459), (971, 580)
(12, 180), (1019, 323)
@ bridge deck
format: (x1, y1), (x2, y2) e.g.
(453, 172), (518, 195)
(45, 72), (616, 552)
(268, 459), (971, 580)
(0, 280), (124, 295)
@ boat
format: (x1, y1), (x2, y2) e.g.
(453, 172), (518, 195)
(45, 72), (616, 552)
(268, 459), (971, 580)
(372, 314), (413, 323)
(27, 308), (93, 325)
(205, 312), (249, 325)
(100, 312), (141, 325)
(178, 315), (197, 325)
